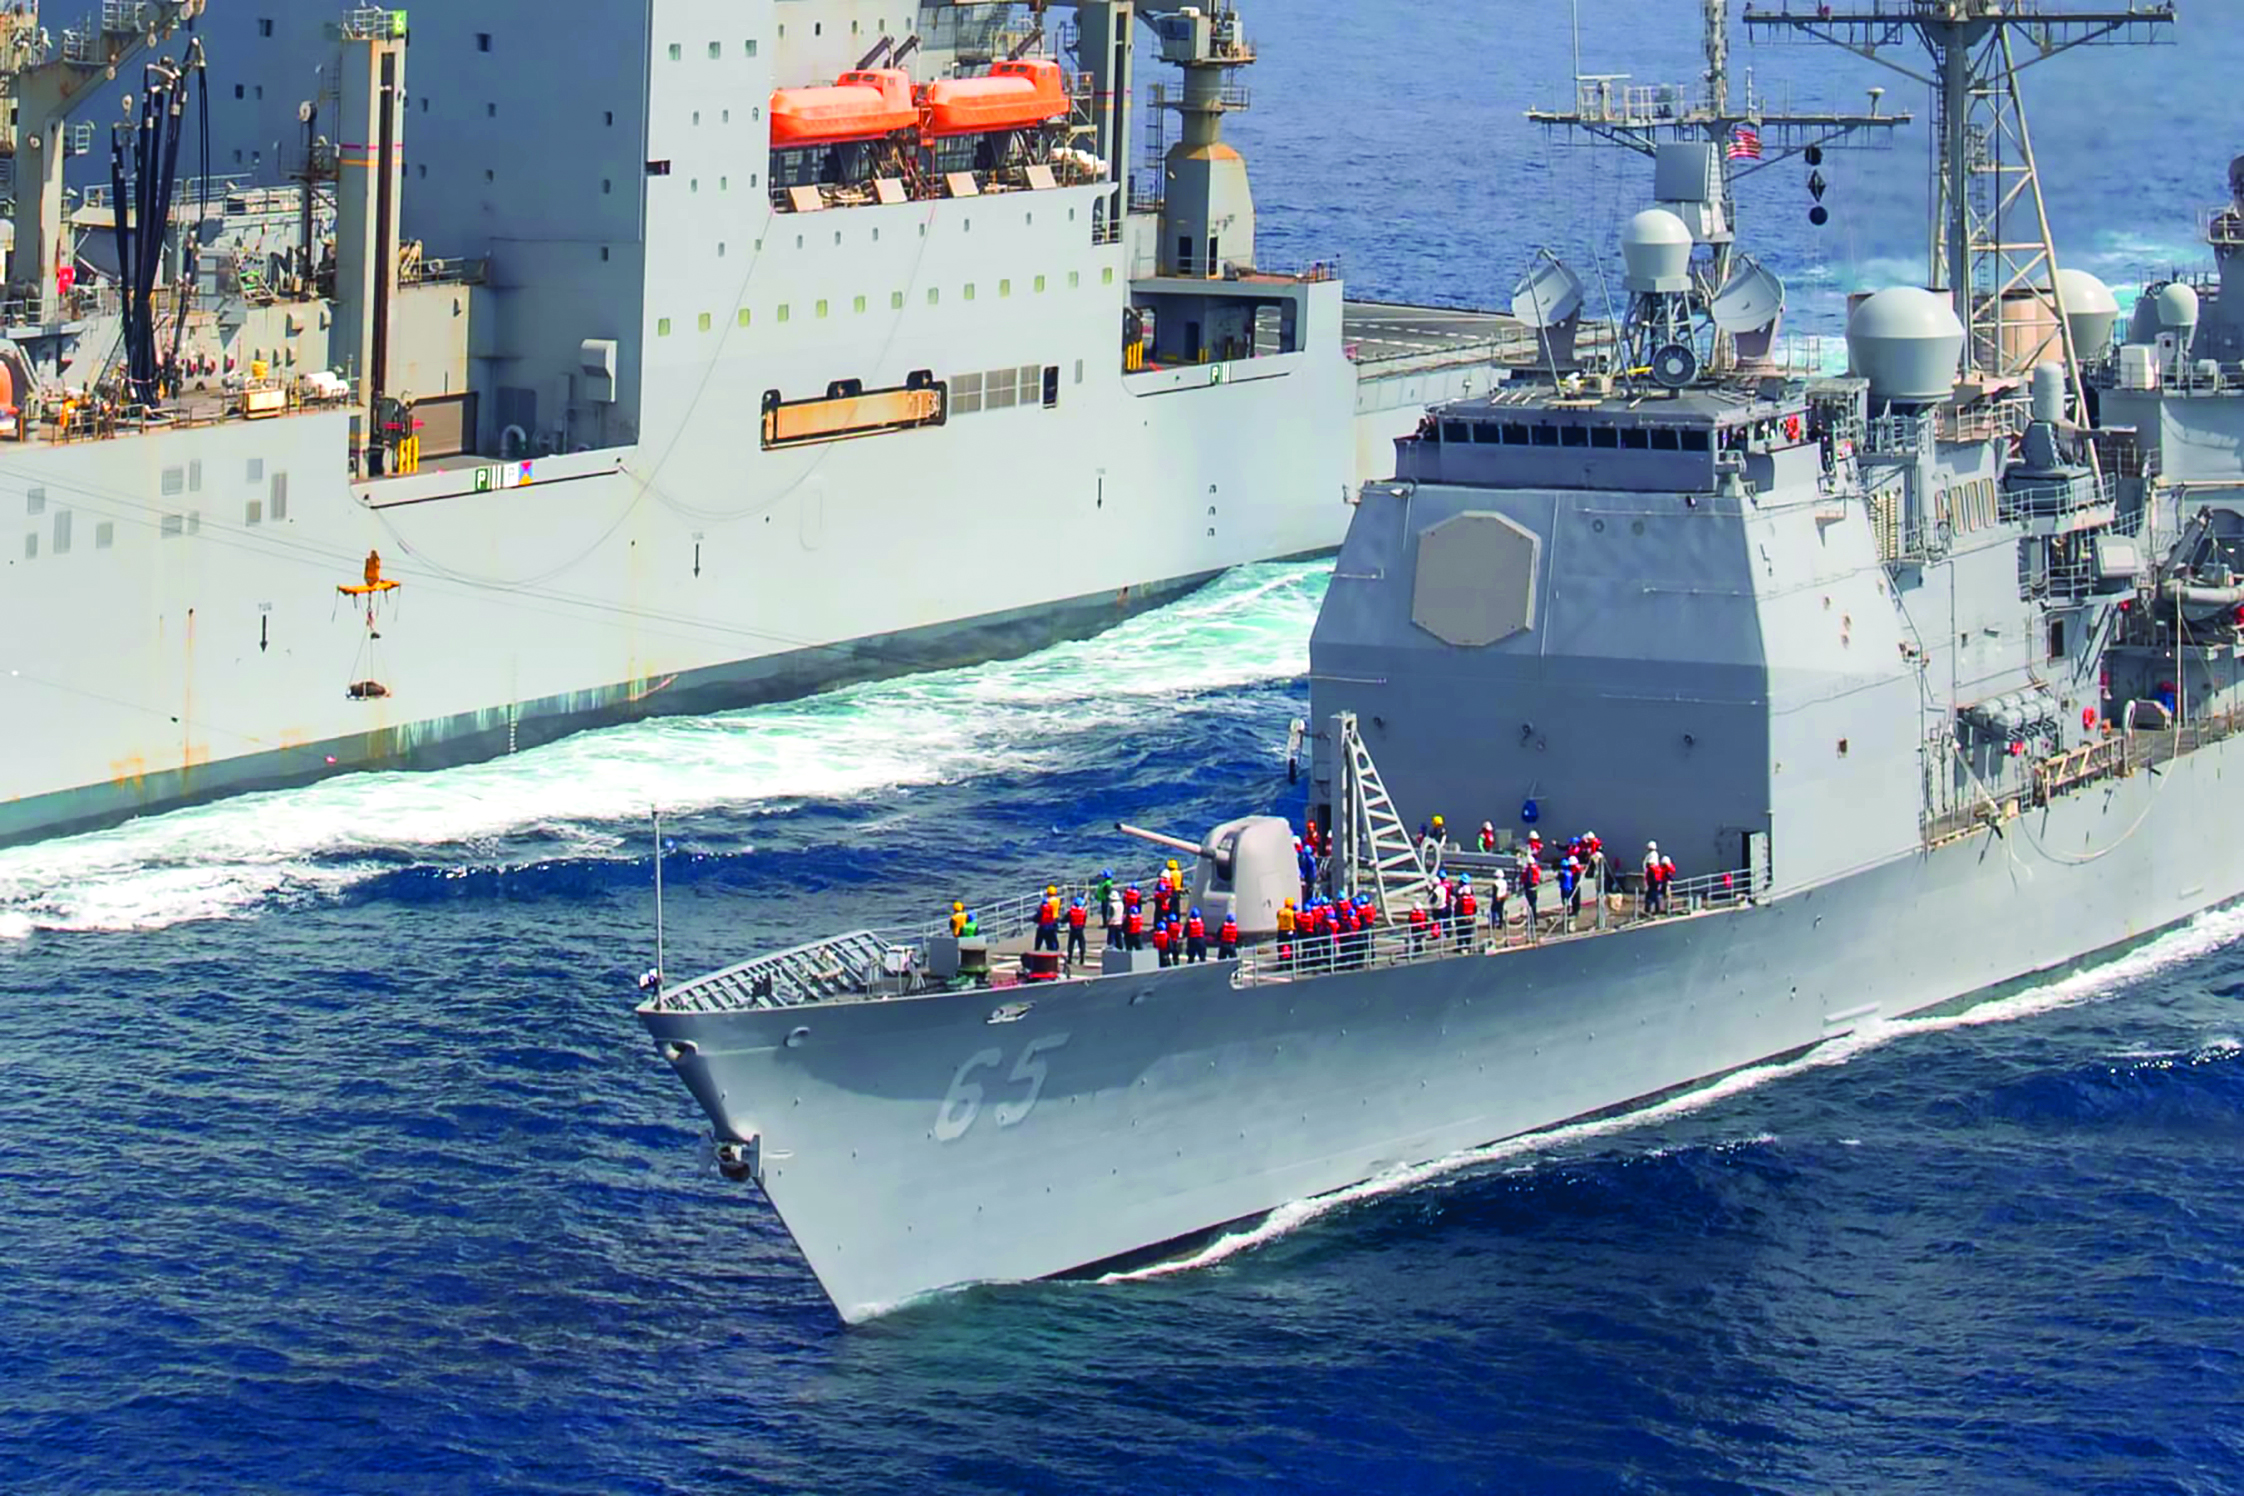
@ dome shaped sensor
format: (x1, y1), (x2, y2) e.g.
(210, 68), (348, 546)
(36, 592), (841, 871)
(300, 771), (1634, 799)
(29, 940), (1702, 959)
(1621, 208), (1693, 294)
(1847, 287), (1965, 403)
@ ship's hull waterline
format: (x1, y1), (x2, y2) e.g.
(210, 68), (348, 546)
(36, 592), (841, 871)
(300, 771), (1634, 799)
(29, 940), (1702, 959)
(643, 738), (2238, 1322)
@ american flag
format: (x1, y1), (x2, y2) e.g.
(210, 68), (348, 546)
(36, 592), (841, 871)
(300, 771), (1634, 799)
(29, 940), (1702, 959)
(1727, 123), (1763, 161)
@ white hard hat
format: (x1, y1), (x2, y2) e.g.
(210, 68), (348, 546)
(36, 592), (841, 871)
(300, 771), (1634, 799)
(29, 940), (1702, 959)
(1647, 840), (1658, 851)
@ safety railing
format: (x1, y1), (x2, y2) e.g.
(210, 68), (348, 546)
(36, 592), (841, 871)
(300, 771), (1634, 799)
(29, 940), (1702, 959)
(1232, 866), (1759, 989)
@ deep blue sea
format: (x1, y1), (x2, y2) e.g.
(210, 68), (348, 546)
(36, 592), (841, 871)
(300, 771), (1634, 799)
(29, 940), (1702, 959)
(6, 6), (2244, 1493)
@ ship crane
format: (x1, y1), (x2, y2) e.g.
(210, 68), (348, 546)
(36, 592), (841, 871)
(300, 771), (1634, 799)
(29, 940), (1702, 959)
(3, 0), (205, 325)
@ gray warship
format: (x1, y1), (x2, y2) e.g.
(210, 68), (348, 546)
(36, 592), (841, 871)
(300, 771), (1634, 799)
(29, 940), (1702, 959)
(637, 1), (2235, 1324)
(0, 0), (1514, 845)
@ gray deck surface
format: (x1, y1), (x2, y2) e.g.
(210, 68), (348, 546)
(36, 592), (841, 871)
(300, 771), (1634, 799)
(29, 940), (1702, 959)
(1343, 302), (1523, 365)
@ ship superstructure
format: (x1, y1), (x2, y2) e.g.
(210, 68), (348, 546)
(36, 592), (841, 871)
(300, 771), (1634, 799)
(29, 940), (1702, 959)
(632, 3), (2244, 1326)
(0, 0), (1517, 843)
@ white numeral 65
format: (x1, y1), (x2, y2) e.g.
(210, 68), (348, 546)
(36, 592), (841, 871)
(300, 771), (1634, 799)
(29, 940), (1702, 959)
(934, 1033), (1070, 1142)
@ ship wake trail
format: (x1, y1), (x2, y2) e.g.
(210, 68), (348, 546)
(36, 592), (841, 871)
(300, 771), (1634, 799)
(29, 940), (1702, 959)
(0, 564), (1329, 939)
(1097, 903), (2244, 1288)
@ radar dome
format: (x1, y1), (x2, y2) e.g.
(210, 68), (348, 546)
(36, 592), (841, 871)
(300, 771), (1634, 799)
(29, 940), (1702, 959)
(2051, 267), (2120, 358)
(1846, 287), (1965, 404)
(2156, 280), (2200, 332)
(1621, 208), (1693, 294)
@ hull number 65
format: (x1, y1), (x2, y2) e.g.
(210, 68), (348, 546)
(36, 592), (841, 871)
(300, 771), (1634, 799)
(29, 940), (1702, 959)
(934, 1033), (1070, 1142)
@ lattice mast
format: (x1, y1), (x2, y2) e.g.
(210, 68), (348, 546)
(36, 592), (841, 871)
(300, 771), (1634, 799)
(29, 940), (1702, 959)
(1742, 2), (2174, 383)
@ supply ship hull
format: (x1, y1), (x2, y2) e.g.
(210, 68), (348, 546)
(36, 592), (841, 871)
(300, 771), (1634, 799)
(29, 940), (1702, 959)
(643, 743), (2244, 1322)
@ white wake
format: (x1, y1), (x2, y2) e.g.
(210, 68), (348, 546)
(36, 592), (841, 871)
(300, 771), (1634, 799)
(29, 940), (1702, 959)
(0, 562), (1329, 937)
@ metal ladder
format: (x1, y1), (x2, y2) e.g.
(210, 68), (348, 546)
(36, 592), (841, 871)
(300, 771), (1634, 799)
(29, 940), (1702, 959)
(1329, 711), (1430, 926)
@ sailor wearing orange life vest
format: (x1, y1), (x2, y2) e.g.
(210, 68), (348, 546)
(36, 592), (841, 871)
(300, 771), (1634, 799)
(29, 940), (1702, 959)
(949, 900), (968, 937)
(1454, 876), (1478, 953)
(1185, 908), (1208, 963)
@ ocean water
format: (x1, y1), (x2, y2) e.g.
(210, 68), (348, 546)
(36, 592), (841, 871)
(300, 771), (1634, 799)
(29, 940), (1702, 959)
(7, 6), (2244, 1494)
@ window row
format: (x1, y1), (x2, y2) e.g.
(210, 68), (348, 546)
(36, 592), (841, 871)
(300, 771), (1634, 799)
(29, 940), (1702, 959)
(655, 268), (1109, 338)
(952, 365), (1059, 416)
(1436, 419), (1712, 454)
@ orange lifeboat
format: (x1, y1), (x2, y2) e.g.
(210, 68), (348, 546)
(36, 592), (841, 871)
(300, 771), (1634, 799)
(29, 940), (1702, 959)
(920, 59), (1068, 138)
(769, 68), (918, 147)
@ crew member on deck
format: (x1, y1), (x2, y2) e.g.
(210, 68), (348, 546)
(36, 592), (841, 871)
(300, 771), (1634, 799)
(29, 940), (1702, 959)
(1218, 911), (1239, 960)
(1035, 888), (1061, 952)
(950, 900), (968, 937)
(1186, 908), (1208, 963)
(1066, 897), (1089, 965)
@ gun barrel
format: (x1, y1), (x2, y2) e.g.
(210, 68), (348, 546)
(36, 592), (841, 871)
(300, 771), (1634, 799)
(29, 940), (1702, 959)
(1114, 821), (1204, 857)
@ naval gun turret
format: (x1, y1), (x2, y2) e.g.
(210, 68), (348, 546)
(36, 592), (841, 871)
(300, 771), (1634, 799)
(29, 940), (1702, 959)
(1115, 815), (1294, 936)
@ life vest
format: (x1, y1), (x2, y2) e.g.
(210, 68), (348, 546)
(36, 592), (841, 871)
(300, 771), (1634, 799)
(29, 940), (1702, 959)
(1219, 917), (1238, 943)
(950, 912), (967, 936)
(1524, 862), (1542, 888)
(1277, 906), (1296, 934)
(1408, 907), (1428, 930)
(1037, 900), (1058, 931)
(1067, 904), (1087, 929)
(1151, 926), (1169, 950)
(1186, 915), (1205, 939)
(1124, 886), (1141, 910)
(1125, 909), (1144, 935)
(1479, 830), (1497, 852)
(1458, 892), (1478, 918)
(960, 919), (979, 937)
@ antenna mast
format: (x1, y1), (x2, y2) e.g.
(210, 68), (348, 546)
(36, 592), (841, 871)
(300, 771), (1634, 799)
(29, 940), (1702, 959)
(1742, 2), (2174, 380)
(1528, 0), (1907, 367)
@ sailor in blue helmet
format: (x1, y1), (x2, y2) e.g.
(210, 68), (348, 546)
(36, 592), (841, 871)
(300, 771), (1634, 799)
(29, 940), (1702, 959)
(1066, 894), (1090, 965)
(1185, 906), (1208, 963)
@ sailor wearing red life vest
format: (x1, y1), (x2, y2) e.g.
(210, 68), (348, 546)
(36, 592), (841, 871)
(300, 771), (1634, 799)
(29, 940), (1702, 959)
(1066, 896), (1089, 964)
(1217, 911), (1239, 959)
(1185, 908), (1208, 963)
(1407, 900), (1429, 954)
(1034, 887), (1061, 952)
(1454, 877), (1478, 952)
(1124, 904), (1145, 950)
(1150, 919), (1172, 967)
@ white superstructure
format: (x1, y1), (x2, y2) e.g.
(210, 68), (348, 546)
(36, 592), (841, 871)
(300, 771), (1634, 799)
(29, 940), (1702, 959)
(0, 1), (1517, 841)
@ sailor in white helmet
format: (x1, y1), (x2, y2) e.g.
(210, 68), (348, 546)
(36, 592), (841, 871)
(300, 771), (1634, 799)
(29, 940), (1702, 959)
(1643, 841), (1662, 914)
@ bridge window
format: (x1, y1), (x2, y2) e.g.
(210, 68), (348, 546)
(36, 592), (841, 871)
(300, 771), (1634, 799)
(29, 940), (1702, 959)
(1559, 426), (1588, 448)
(1530, 425), (1559, 447)
(1471, 422), (1502, 445)
(1651, 429), (1681, 451)
(1621, 428), (1650, 450)
(1440, 420), (1470, 444)
(1680, 430), (1710, 452)
(1502, 423), (1529, 444)
(1590, 427), (1618, 449)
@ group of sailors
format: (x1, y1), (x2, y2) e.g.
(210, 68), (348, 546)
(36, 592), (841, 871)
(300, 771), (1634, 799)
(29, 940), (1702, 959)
(944, 820), (1692, 981)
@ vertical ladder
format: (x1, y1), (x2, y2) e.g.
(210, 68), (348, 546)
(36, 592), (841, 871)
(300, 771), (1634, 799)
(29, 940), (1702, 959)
(1330, 711), (1429, 926)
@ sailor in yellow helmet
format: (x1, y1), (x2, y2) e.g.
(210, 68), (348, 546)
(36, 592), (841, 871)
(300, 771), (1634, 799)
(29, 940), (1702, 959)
(950, 900), (968, 937)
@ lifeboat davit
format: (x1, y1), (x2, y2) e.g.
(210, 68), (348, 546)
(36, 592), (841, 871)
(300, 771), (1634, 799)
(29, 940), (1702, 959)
(920, 59), (1068, 138)
(769, 67), (918, 147)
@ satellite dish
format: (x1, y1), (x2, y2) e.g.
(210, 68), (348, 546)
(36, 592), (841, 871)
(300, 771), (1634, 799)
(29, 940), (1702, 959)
(1512, 252), (1584, 330)
(1650, 343), (1700, 389)
(1710, 254), (1787, 336)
